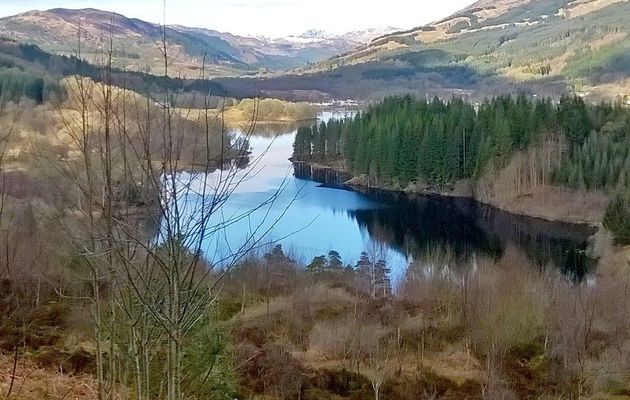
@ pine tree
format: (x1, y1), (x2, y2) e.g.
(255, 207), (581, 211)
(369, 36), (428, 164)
(493, 110), (513, 167)
(293, 126), (312, 160)
(558, 96), (592, 148)
(327, 250), (343, 272)
(307, 255), (328, 275)
(604, 193), (630, 242)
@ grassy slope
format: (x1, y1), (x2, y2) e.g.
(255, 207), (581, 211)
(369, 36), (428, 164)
(218, 240), (630, 399)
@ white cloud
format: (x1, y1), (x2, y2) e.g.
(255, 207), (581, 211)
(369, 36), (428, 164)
(1, 0), (476, 37)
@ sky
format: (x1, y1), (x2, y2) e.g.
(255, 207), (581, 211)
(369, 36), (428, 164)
(0, 0), (476, 37)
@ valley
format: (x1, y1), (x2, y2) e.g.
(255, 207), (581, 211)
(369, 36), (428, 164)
(0, 0), (630, 399)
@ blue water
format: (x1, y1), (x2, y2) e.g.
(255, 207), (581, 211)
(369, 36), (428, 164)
(169, 111), (408, 282)
(173, 111), (595, 284)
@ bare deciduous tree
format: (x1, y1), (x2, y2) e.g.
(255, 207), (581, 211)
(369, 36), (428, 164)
(45, 7), (299, 399)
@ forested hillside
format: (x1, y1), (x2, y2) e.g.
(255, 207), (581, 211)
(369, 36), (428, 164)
(220, 0), (630, 102)
(0, 66), (63, 103)
(293, 95), (630, 236)
(0, 44), (65, 103)
(0, 38), (230, 106)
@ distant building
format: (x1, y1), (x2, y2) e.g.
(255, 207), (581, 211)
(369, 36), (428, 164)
(574, 91), (590, 98)
(316, 99), (361, 108)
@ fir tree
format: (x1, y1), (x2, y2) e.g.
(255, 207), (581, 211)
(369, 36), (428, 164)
(604, 193), (630, 242)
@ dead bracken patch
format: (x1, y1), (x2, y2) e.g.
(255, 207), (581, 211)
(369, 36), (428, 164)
(0, 352), (122, 400)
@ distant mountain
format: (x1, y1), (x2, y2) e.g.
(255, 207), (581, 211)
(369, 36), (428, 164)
(339, 27), (402, 45)
(298, 29), (329, 40)
(218, 0), (630, 102)
(171, 25), (399, 72)
(0, 8), (395, 77)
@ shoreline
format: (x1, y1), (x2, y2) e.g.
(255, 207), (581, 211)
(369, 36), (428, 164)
(350, 181), (602, 229)
(292, 160), (605, 229)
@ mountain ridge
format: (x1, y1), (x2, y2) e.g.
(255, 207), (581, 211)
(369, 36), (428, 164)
(218, 0), (630, 102)
(0, 8), (396, 77)
(2, 1), (629, 102)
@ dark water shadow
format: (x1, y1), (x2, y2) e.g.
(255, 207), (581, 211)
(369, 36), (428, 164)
(294, 162), (597, 280)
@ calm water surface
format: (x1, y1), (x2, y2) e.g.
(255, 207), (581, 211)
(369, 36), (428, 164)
(181, 111), (595, 283)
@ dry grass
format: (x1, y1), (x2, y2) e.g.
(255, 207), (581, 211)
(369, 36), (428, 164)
(177, 98), (318, 128)
(589, 78), (630, 103)
(475, 138), (608, 225)
(468, 0), (535, 23)
(414, 29), (450, 44)
(564, 0), (629, 19)
(0, 76), (236, 183)
(237, 283), (355, 323)
(0, 352), (113, 400)
(232, 276), (485, 397)
(201, 239), (630, 398)
(420, 350), (482, 385)
(466, 250), (549, 354)
(495, 185), (609, 224)
(589, 32), (628, 51)
(399, 0), (536, 45)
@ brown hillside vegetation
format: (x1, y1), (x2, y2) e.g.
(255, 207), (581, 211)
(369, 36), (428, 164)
(200, 243), (630, 399)
(2, 240), (630, 399)
(1, 0), (630, 398)
(0, 353), (109, 399)
(563, 0), (629, 18)
(0, 77), (308, 174)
